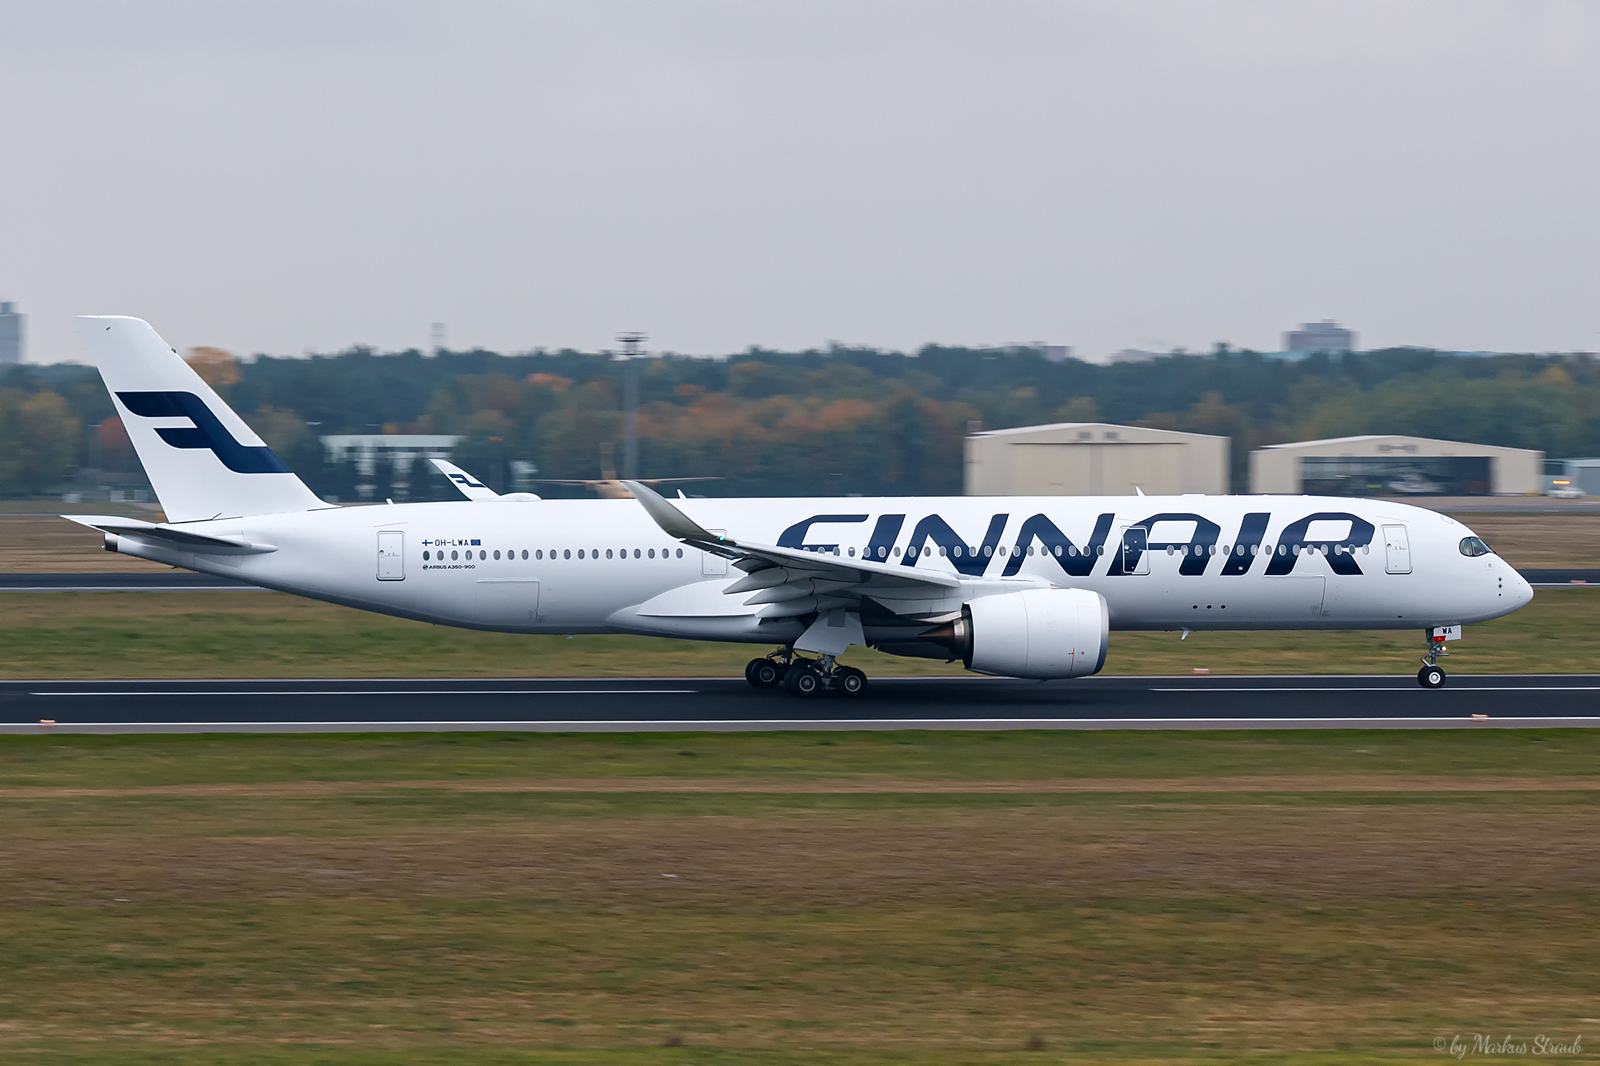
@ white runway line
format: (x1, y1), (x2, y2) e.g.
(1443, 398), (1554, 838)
(1150, 686), (1600, 692)
(9, 717), (1600, 734)
(30, 688), (700, 697)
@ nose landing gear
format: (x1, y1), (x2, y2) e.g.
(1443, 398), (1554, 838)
(1417, 631), (1449, 689)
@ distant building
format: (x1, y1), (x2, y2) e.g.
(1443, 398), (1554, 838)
(1285, 320), (1355, 354)
(320, 433), (463, 501)
(320, 434), (462, 475)
(1545, 458), (1600, 496)
(1000, 343), (1071, 362)
(0, 302), (22, 365)
(966, 422), (1229, 496)
(508, 459), (541, 491)
(1109, 349), (1164, 364)
(1250, 435), (1541, 497)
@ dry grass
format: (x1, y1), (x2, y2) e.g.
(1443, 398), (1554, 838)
(0, 513), (171, 572)
(0, 739), (1596, 1064)
(1449, 512), (1600, 569)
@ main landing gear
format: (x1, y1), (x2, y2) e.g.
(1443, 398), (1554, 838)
(744, 651), (868, 699)
(1417, 630), (1449, 689)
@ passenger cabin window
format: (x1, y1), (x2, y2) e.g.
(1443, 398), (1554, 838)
(1459, 536), (1493, 557)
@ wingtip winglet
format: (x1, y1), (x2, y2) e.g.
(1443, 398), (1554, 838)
(622, 480), (719, 542)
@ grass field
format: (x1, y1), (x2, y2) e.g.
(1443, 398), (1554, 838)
(2, 729), (1598, 1064)
(0, 587), (1594, 678)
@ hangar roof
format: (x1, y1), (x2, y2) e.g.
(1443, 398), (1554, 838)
(969, 421), (1226, 444)
(1256, 434), (1539, 457)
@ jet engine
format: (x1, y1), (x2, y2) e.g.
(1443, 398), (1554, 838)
(923, 588), (1109, 679)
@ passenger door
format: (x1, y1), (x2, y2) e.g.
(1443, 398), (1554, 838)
(1382, 524), (1412, 574)
(1117, 525), (1150, 575)
(377, 531), (405, 581)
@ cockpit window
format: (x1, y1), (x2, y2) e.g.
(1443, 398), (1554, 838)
(1459, 536), (1492, 557)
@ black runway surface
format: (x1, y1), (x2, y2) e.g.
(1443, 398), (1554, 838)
(4, 675), (1598, 732)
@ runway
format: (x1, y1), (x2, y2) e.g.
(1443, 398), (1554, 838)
(4, 675), (1598, 732)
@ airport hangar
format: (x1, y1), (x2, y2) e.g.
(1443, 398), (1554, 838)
(964, 422), (1229, 496)
(964, 424), (1541, 498)
(1249, 435), (1543, 497)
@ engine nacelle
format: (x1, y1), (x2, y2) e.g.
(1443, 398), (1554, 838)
(926, 588), (1109, 679)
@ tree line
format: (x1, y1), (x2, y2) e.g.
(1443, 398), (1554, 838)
(2, 342), (1597, 498)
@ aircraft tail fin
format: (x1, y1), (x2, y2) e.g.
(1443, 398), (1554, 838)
(76, 316), (326, 522)
(429, 458), (501, 501)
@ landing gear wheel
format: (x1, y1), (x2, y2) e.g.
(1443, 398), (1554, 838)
(1418, 665), (1446, 689)
(785, 662), (823, 698)
(837, 666), (868, 698)
(747, 658), (783, 689)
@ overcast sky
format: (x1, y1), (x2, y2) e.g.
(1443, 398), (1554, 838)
(2, 1), (1597, 363)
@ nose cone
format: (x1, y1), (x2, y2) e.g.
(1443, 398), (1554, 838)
(1510, 568), (1534, 609)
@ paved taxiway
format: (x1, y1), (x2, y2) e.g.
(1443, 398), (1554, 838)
(3, 675), (1597, 732)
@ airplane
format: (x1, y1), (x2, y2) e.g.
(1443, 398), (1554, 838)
(1387, 471), (1445, 496)
(65, 316), (1534, 695)
(527, 440), (721, 499)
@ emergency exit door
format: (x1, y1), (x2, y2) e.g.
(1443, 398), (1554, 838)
(377, 531), (405, 580)
(1382, 524), (1411, 574)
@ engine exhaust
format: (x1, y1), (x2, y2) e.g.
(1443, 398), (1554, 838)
(920, 609), (973, 668)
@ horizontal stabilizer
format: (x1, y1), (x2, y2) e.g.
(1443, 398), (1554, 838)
(62, 515), (276, 555)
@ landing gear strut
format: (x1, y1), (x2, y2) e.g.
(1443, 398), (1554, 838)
(746, 650), (867, 698)
(1417, 630), (1448, 689)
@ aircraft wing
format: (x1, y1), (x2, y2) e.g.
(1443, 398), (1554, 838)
(634, 476), (721, 485)
(430, 459), (500, 501)
(526, 477), (720, 486)
(622, 480), (963, 620)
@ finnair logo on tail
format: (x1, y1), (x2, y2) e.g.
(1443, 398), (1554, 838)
(116, 391), (290, 474)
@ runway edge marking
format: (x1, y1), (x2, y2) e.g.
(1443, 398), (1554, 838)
(7, 717), (1600, 735)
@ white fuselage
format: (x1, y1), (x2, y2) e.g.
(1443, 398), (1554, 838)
(105, 494), (1532, 651)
